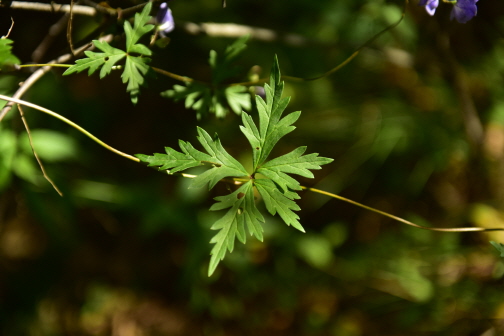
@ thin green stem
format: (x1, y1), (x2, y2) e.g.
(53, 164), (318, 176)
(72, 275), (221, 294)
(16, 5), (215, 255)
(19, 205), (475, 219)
(302, 186), (504, 232)
(18, 104), (64, 196)
(2, 94), (499, 234)
(151, 66), (196, 83)
(0, 94), (139, 163)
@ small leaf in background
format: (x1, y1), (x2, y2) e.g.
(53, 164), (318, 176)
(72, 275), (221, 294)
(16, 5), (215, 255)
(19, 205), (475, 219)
(19, 129), (78, 162)
(12, 154), (40, 185)
(63, 2), (154, 104)
(161, 36), (252, 118)
(162, 82), (212, 119)
(296, 234), (334, 269)
(0, 38), (20, 71)
(490, 241), (504, 257)
(225, 85), (251, 115)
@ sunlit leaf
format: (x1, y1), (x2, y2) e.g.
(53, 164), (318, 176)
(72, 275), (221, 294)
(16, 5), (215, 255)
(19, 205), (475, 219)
(63, 2), (154, 103)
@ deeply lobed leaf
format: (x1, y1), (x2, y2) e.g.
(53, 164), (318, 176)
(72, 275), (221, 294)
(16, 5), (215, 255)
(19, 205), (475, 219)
(208, 181), (264, 276)
(125, 2), (155, 53)
(254, 178), (304, 232)
(258, 146), (333, 192)
(64, 2), (154, 103)
(139, 56), (333, 276)
(240, 57), (301, 170)
(136, 127), (248, 190)
(63, 41), (125, 77)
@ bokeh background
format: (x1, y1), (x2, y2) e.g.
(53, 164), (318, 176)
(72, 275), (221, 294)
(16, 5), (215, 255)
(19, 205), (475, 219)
(2, 0), (504, 335)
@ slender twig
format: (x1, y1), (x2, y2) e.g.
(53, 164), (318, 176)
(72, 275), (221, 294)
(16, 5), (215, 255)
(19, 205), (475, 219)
(7, 0), (147, 18)
(181, 22), (313, 47)
(3, 18), (15, 38)
(8, 1), (97, 16)
(17, 105), (63, 196)
(302, 186), (504, 232)
(233, 1), (407, 86)
(156, 4), (405, 89)
(67, 0), (76, 56)
(151, 66), (195, 83)
(0, 94), (139, 163)
(32, 11), (70, 63)
(1, 94), (199, 180)
(1, 96), (499, 233)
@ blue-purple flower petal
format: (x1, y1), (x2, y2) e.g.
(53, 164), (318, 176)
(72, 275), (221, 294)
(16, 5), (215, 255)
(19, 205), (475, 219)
(450, 0), (478, 23)
(156, 2), (175, 37)
(419, 0), (439, 16)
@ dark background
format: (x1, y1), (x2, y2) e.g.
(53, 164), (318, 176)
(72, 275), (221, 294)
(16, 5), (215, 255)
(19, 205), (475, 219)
(1, 0), (504, 335)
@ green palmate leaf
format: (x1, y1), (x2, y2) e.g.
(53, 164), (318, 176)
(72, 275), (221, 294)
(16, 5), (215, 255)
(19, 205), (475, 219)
(63, 2), (154, 103)
(208, 180), (264, 276)
(139, 56), (333, 275)
(162, 36), (252, 118)
(258, 146), (334, 192)
(225, 85), (252, 114)
(0, 38), (20, 71)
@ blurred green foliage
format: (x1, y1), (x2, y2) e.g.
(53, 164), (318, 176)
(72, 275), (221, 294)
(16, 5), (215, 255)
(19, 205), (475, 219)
(2, 0), (504, 335)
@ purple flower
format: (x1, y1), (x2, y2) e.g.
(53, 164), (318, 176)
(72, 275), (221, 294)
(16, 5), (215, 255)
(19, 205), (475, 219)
(156, 2), (175, 37)
(450, 0), (478, 23)
(419, 0), (439, 16)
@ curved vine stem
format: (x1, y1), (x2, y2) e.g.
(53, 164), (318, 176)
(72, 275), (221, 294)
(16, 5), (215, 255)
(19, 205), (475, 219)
(18, 104), (64, 196)
(0, 94), (197, 179)
(0, 94), (139, 163)
(302, 187), (503, 232)
(3, 90), (499, 233)
(232, 0), (408, 86)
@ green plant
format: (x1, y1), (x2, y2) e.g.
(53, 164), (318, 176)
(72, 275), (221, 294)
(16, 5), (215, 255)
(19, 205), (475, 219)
(137, 57), (332, 275)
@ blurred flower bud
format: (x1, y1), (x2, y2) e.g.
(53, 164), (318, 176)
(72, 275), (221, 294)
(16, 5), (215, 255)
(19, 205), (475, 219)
(156, 2), (175, 37)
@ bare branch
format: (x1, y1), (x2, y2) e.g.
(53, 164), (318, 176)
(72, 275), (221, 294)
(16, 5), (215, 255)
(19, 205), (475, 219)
(18, 105), (63, 196)
(181, 21), (312, 47)
(8, 1), (97, 16)
(32, 11), (70, 63)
